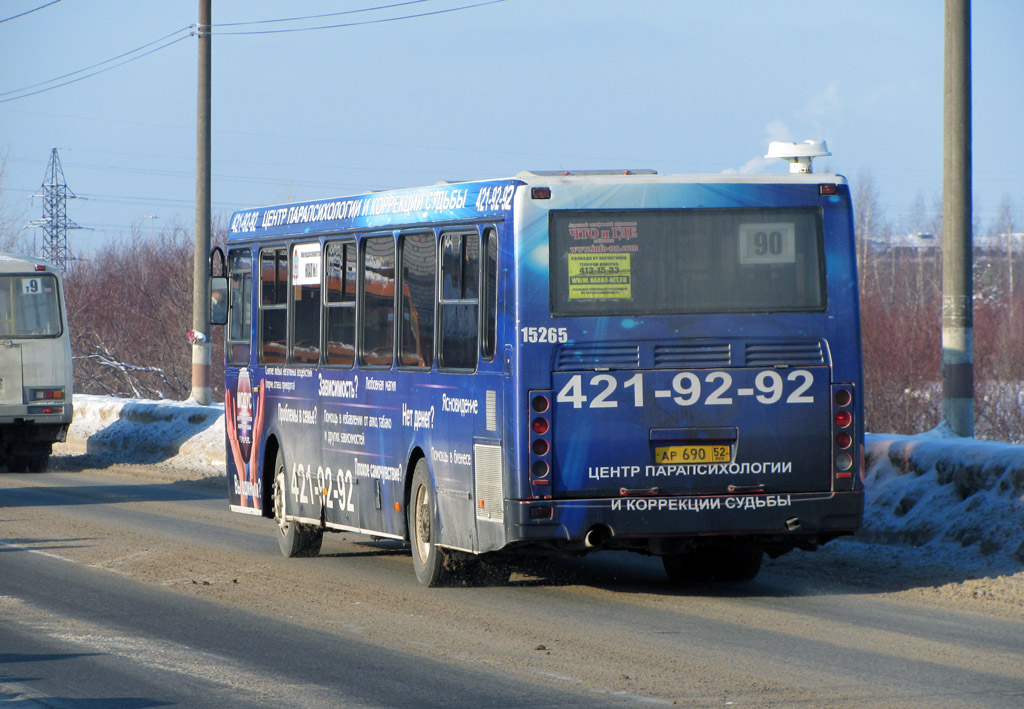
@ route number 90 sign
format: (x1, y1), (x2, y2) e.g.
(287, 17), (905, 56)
(738, 223), (795, 264)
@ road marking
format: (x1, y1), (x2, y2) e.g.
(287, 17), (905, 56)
(0, 539), (76, 563)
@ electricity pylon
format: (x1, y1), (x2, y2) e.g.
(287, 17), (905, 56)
(27, 148), (86, 273)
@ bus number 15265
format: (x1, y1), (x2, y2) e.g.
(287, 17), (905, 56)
(521, 326), (569, 344)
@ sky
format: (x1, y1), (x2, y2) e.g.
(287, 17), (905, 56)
(1, 0), (1023, 256)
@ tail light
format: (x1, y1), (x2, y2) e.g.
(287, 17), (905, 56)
(832, 385), (857, 487)
(32, 388), (64, 400)
(528, 391), (553, 497)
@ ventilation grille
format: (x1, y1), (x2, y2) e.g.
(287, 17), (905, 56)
(474, 444), (503, 522)
(556, 344), (640, 370)
(654, 342), (732, 368)
(744, 340), (826, 367)
(485, 390), (497, 432)
(554, 339), (827, 370)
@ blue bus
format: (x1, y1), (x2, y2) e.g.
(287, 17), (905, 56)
(216, 142), (863, 586)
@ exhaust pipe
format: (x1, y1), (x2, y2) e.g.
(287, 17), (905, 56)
(584, 525), (610, 548)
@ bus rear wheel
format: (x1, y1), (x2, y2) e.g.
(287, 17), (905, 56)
(273, 451), (322, 558)
(662, 543), (762, 583)
(408, 460), (452, 587)
(713, 544), (763, 582)
(6, 455), (29, 473)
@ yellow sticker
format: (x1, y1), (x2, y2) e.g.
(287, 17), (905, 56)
(567, 253), (632, 299)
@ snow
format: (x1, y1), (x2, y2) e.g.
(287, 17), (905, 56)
(55, 394), (226, 478)
(860, 430), (1024, 574)
(54, 394), (1024, 574)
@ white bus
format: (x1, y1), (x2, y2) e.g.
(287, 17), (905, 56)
(0, 254), (73, 472)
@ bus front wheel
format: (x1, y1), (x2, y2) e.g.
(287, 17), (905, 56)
(273, 451), (323, 558)
(408, 460), (452, 587)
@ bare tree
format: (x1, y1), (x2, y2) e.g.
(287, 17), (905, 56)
(0, 150), (32, 254)
(995, 195), (1016, 310)
(64, 223), (225, 401)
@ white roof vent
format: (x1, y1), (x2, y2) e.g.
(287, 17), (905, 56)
(765, 140), (831, 174)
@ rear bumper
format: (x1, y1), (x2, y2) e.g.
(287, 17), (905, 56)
(0, 420), (71, 445)
(508, 490), (863, 547)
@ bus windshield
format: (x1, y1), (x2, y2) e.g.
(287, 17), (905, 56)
(549, 207), (826, 316)
(0, 274), (62, 337)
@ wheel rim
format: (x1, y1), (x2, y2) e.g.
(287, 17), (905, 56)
(413, 482), (431, 563)
(274, 466), (289, 536)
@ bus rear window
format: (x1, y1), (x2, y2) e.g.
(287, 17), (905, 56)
(0, 275), (62, 337)
(549, 207), (826, 316)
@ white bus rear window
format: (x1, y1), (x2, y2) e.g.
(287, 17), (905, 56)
(0, 275), (62, 337)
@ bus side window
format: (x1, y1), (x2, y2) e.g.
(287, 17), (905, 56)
(290, 242), (321, 366)
(324, 241), (356, 367)
(398, 232), (435, 369)
(260, 247), (288, 364)
(359, 235), (396, 368)
(482, 228), (498, 361)
(226, 249), (252, 365)
(439, 231), (478, 370)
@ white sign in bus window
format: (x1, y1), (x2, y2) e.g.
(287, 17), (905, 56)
(291, 243), (322, 285)
(738, 223), (796, 264)
(21, 277), (44, 295)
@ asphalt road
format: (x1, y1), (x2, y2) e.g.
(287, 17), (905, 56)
(1, 466), (1022, 707)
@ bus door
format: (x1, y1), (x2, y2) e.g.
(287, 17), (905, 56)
(224, 247), (258, 513)
(0, 342), (22, 407)
(433, 227), (505, 553)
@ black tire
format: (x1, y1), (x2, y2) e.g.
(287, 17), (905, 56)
(662, 549), (716, 583)
(273, 450), (323, 558)
(7, 455), (28, 473)
(28, 454), (49, 473)
(408, 459), (452, 587)
(712, 544), (763, 582)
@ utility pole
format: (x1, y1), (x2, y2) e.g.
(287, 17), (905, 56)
(27, 148), (86, 273)
(190, 0), (212, 404)
(941, 0), (973, 436)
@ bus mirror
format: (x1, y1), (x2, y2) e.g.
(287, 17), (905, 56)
(210, 276), (228, 325)
(210, 246), (225, 276)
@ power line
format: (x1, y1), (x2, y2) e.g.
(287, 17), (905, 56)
(0, 26), (193, 99)
(212, 0), (509, 35)
(212, 0), (433, 28)
(0, 30), (192, 104)
(0, 0), (63, 24)
(0, 1), (510, 102)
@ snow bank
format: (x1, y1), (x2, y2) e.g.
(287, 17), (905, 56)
(54, 395), (1024, 568)
(864, 432), (1024, 568)
(55, 394), (225, 478)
